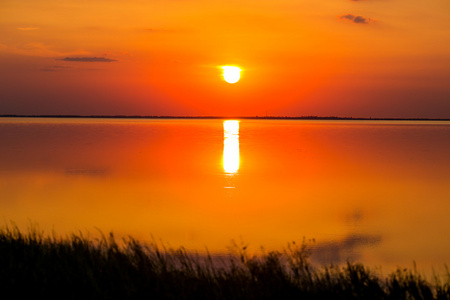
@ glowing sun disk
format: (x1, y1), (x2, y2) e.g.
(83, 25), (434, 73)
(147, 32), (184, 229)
(221, 66), (241, 84)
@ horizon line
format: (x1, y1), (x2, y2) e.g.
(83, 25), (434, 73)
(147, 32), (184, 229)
(1, 114), (449, 121)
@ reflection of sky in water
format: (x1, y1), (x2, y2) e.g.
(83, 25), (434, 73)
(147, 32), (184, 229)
(1, 118), (450, 277)
(223, 120), (239, 175)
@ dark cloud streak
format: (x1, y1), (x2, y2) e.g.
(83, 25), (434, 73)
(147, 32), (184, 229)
(339, 14), (373, 24)
(39, 65), (72, 72)
(61, 57), (117, 62)
(354, 16), (369, 24)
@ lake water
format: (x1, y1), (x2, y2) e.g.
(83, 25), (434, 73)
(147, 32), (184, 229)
(1, 117), (449, 276)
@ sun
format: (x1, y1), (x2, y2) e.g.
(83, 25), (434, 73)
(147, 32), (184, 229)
(221, 66), (241, 84)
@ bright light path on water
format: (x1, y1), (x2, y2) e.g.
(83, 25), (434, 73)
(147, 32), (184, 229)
(223, 120), (240, 174)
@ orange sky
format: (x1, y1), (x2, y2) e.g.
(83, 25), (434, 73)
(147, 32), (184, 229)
(1, 0), (450, 117)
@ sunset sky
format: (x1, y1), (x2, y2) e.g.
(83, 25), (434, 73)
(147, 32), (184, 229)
(1, 0), (449, 118)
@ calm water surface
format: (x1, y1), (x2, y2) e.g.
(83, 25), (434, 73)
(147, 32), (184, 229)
(1, 118), (449, 275)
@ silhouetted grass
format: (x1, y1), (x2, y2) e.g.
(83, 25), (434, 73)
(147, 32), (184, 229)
(1, 225), (449, 299)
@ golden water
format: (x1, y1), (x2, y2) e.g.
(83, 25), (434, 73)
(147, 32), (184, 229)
(1, 117), (449, 276)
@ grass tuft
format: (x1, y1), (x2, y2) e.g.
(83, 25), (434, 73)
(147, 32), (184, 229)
(1, 225), (449, 299)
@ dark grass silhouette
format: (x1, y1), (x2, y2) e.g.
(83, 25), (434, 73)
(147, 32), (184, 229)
(1, 225), (449, 299)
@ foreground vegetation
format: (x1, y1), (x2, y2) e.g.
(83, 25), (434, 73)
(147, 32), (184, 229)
(1, 226), (449, 299)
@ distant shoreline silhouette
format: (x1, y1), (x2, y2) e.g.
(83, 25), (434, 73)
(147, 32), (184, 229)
(1, 115), (449, 121)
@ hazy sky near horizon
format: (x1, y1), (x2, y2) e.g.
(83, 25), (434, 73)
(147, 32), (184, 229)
(1, 0), (449, 117)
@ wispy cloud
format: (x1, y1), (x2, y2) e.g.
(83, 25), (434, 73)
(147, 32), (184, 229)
(339, 14), (374, 24)
(142, 27), (181, 34)
(65, 167), (109, 177)
(61, 57), (117, 62)
(18, 27), (40, 31)
(40, 65), (72, 72)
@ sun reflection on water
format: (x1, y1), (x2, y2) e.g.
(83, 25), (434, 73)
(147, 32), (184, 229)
(223, 120), (240, 175)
